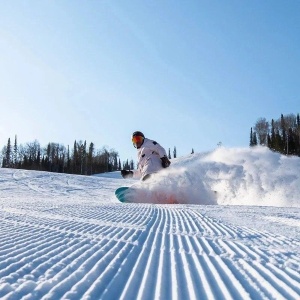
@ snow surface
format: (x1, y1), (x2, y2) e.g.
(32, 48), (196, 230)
(0, 147), (299, 299)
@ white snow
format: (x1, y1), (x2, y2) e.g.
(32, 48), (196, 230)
(0, 146), (299, 299)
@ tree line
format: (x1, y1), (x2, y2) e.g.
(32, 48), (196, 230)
(1, 137), (135, 175)
(250, 113), (300, 156)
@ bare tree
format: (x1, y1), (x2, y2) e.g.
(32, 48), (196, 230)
(26, 140), (41, 164)
(254, 118), (269, 145)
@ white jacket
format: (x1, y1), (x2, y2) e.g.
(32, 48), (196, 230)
(133, 138), (168, 180)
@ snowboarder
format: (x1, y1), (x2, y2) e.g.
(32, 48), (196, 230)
(121, 131), (171, 181)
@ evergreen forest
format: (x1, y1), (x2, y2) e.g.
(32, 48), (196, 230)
(1, 138), (135, 175)
(250, 113), (300, 156)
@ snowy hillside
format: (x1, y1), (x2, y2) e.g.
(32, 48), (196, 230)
(0, 147), (299, 299)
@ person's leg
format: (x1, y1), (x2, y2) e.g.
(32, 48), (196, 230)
(142, 174), (152, 181)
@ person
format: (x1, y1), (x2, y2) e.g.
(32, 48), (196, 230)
(121, 131), (171, 181)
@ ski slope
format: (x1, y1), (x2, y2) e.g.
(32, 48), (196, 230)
(0, 147), (299, 299)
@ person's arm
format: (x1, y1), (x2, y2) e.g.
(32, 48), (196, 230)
(148, 140), (168, 157)
(161, 156), (171, 168)
(121, 170), (133, 179)
(121, 169), (141, 179)
(148, 140), (171, 168)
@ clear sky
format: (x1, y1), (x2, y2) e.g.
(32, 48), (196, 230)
(1, 0), (299, 163)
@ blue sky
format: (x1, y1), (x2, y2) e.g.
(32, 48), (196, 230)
(1, 1), (299, 163)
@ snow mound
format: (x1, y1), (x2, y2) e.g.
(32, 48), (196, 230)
(142, 147), (300, 207)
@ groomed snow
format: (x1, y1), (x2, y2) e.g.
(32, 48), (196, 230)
(0, 147), (299, 299)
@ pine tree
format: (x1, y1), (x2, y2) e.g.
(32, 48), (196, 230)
(46, 143), (51, 171)
(72, 140), (78, 174)
(5, 138), (12, 168)
(41, 156), (45, 170)
(280, 114), (287, 153)
(249, 128), (254, 147)
(66, 145), (71, 173)
(269, 120), (276, 151)
(288, 127), (296, 155)
(82, 140), (87, 175)
(13, 135), (18, 167)
(297, 114), (300, 155)
(87, 142), (94, 175)
(267, 133), (271, 148)
(168, 148), (171, 159)
(173, 146), (177, 158)
(36, 148), (41, 170)
(253, 132), (258, 146)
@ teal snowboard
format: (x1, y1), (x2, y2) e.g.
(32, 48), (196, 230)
(115, 186), (178, 204)
(115, 186), (131, 203)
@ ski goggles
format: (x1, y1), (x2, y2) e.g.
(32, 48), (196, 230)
(132, 135), (144, 146)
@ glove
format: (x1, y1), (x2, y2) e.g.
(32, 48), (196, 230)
(161, 156), (171, 168)
(121, 170), (133, 179)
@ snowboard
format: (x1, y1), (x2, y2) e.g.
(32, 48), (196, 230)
(115, 186), (131, 203)
(115, 186), (178, 204)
